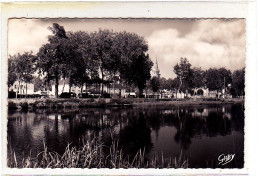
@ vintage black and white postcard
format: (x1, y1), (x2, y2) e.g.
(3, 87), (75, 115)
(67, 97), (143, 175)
(0, 1), (258, 176)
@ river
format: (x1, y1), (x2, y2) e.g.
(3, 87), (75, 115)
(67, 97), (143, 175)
(7, 103), (244, 168)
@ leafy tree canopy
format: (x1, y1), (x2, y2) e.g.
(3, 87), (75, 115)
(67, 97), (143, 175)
(231, 68), (245, 97)
(150, 76), (160, 93)
(8, 59), (17, 87)
(9, 52), (35, 84)
(36, 23), (68, 98)
(205, 68), (232, 91)
(173, 57), (192, 92)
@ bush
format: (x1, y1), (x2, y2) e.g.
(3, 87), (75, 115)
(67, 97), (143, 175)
(103, 93), (111, 98)
(8, 91), (16, 98)
(59, 92), (76, 98)
(20, 102), (28, 110)
(8, 101), (17, 110)
(79, 93), (88, 98)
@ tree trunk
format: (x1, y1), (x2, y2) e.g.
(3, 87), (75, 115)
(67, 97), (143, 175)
(113, 73), (116, 95)
(55, 76), (59, 98)
(119, 78), (122, 98)
(81, 84), (83, 93)
(55, 114), (58, 134)
(85, 83), (88, 93)
(17, 81), (21, 98)
(113, 82), (115, 94)
(69, 84), (72, 93)
(128, 85), (130, 97)
(101, 71), (104, 97)
(176, 78), (183, 100)
(177, 78), (183, 98)
(139, 89), (143, 98)
(62, 79), (65, 93)
(26, 83), (28, 98)
(69, 78), (72, 93)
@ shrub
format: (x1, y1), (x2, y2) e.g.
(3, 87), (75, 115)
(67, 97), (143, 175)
(8, 101), (17, 110)
(20, 102), (28, 110)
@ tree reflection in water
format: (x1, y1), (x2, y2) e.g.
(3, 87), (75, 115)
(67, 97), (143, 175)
(142, 105), (241, 151)
(117, 112), (152, 160)
(7, 103), (244, 168)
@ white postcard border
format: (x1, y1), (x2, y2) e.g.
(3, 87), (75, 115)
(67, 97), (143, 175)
(0, 1), (257, 175)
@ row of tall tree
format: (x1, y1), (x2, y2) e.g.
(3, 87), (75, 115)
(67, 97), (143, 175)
(8, 23), (245, 98)
(8, 23), (153, 98)
(149, 58), (245, 97)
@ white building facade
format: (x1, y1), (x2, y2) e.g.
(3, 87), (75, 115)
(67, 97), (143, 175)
(10, 81), (34, 94)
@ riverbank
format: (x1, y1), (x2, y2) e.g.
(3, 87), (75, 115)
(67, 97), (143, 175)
(132, 98), (244, 108)
(7, 98), (244, 111)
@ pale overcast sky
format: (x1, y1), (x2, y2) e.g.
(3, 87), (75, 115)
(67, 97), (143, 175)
(8, 18), (245, 79)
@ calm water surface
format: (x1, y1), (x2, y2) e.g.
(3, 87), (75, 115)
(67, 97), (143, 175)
(8, 103), (244, 168)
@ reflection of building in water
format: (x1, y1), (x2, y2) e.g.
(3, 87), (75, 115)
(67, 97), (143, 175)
(114, 124), (121, 134)
(224, 112), (231, 119)
(104, 109), (111, 115)
(222, 107), (232, 119)
(191, 107), (232, 120)
(161, 110), (175, 115)
(191, 108), (209, 117)
(222, 107), (225, 113)
(47, 114), (61, 121)
(103, 114), (107, 121)
(121, 111), (127, 117)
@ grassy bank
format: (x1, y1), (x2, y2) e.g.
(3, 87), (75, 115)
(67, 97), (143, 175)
(8, 138), (188, 168)
(8, 98), (244, 111)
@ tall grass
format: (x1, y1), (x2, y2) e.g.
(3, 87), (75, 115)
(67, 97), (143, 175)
(8, 138), (188, 168)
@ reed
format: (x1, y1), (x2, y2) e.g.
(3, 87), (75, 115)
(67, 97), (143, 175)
(7, 138), (188, 168)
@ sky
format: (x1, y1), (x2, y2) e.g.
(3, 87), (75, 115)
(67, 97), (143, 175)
(8, 18), (246, 79)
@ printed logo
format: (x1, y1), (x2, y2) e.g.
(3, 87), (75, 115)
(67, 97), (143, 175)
(218, 154), (235, 166)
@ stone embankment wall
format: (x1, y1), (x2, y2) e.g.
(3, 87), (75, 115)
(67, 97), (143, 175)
(8, 98), (133, 111)
(7, 98), (244, 111)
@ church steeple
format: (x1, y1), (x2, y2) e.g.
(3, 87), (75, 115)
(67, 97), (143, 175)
(155, 58), (161, 78)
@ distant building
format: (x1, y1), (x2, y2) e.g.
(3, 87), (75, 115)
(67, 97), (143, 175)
(9, 81), (34, 94)
(51, 79), (81, 96)
(107, 83), (126, 97)
(208, 90), (219, 98)
(171, 91), (185, 99)
(194, 87), (228, 98)
(194, 88), (209, 97)
(51, 79), (127, 97)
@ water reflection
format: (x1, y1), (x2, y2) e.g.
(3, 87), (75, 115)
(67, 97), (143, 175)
(118, 112), (153, 159)
(7, 104), (244, 168)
